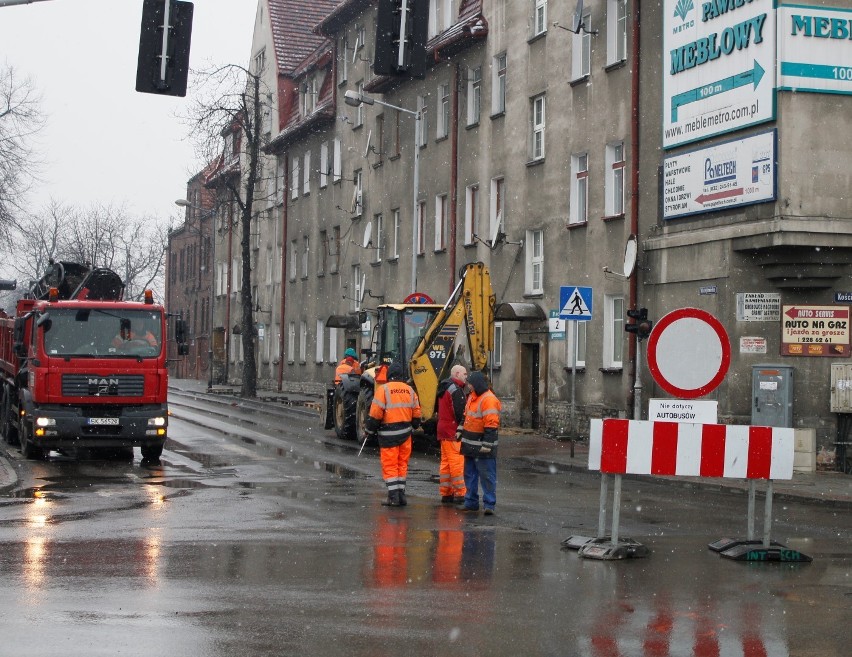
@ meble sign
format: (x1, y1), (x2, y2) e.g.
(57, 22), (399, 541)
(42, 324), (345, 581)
(778, 5), (852, 94)
(663, 0), (776, 148)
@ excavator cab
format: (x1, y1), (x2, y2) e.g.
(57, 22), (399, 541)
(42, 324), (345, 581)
(374, 304), (442, 368)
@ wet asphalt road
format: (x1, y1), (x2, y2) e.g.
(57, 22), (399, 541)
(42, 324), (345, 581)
(0, 391), (849, 656)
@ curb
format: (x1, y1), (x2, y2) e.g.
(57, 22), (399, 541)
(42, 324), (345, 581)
(0, 453), (18, 494)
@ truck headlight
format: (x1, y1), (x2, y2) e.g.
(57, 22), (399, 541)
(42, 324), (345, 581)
(147, 417), (166, 427)
(35, 417), (56, 427)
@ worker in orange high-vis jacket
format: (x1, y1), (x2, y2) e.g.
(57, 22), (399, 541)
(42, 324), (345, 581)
(334, 347), (362, 384)
(459, 371), (502, 515)
(365, 361), (422, 507)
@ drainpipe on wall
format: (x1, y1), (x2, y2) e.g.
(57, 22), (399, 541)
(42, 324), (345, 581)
(278, 152), (289, 391)
(449, 63), (460, 293)
(225, 200), (233, 384)
(628, 2), (642, 418)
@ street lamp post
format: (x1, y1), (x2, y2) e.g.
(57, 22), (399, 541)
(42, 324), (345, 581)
(344, 90), (420, 295)
(175, 198), (216, 390)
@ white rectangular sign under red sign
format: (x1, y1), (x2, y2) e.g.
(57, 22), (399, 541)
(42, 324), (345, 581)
(781, 304), (851, 357)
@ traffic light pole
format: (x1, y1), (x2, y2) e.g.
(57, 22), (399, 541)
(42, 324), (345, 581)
(633, 337), (643, 421)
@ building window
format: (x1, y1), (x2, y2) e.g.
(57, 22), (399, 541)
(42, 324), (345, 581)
(374, 113), (384, 165)
(289, 240), (297, 281)
(604, 295), (624, 368)
(354, 81), (364, 127)
(302, 236), (309, 279)
(392, 110), (401, 157)
(570, 153), (588, 225)
(437, 83), (450, 139)
(303, 151), (311, 196)
(434, 194), (448, 251)
(319, 230), (327, 275)
(430, 0), (455, 37)
(287, 321), (295, 364)
(320, 141), (329, 188)
(493, 323), (503, 367)
(351, 265), (362, 312)
(533, 0), (548, 37)
(489, 177), (505, 244)
(254, 48), (266, 75)
(337, 36), (348, 84)
(374, 213), (383, 263)
(333, 138), (342, 183)
(568, 321), (587, 368)
(467, 66), (481, 126)
(330, 226), (340, 274)
(572, 10), (592, 79)
(492, 53), (507, 115)
(417, 95), (429, 147)
(328, 327), (339, 364)
(605, 141), (625, 217)
(531, 95), (545, 161)
(417, 201), (426, 255)
(392, 208), (401, 259)
(464, 184), (478, 245)
(316, 319), (325, 364)
(607, 0), (628, 65)
(525, 229), (543, 295)
(290, 157), (299, 200)
(353, 169), (363, 216)
(299, 320), (307, 364)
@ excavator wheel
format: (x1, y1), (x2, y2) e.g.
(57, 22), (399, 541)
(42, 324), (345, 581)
(355, 387), (376, 446)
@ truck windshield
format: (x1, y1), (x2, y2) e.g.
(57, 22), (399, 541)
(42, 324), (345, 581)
(381, 308), (438, 363)
(42, 308), (163, 358)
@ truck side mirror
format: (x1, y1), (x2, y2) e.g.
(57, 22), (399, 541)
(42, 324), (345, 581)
(13, 317), (26, 358)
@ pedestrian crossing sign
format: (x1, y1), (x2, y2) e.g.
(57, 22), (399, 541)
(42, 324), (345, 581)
(559, 286), (593, 321)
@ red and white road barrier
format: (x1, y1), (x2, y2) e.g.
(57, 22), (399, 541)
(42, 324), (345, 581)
(590, 419), (794, 480)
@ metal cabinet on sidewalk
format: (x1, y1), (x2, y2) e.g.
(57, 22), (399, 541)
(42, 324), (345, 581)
(751, 365), (793, 428)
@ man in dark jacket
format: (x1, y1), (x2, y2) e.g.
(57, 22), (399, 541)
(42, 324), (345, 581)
(459, 371), (501, 515)
(365, 362), (422, 507)
(435, 364), (468, 504)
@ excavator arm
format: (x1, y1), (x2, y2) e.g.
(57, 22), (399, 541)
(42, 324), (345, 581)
(409, 262), (495, 419)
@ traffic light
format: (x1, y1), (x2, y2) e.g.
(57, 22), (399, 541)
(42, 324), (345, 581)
(373, 0), (429, 79)
(625, 307), (654, 340)
(136, 0), (194, 97)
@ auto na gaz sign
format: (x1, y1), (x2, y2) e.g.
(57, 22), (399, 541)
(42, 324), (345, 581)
(663, 0), (776, 148)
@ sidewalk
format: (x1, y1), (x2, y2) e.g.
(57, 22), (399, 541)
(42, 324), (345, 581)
(169, 378), (852, 509)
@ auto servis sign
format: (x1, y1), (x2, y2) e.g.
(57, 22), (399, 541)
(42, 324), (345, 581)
(663, 0), (776, 148)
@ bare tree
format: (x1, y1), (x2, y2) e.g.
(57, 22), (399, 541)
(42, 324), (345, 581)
(0, 63), (44, 242)
(182, 64), (272, 398)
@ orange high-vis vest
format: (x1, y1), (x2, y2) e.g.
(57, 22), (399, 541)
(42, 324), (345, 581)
(334, 357), (362, 384)
(368, 381), (422, 447)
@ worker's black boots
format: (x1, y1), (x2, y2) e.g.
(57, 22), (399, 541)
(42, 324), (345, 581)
(382, 489), (407, 507)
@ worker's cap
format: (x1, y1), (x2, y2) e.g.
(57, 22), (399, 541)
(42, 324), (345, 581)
(344, 348), (357, 358)
(387, 362), (406, 381)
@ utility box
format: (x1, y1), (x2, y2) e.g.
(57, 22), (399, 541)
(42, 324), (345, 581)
(830, 362), (852, 412)
(752, 365), (794, 427)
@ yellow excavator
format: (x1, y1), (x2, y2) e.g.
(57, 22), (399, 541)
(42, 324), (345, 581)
(326, 262), (495, 442)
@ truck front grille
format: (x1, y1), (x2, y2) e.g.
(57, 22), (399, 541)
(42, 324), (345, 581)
(62, 374), (145, 397)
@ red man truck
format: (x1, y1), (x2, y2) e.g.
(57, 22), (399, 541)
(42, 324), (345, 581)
(0, 261), (188, 462)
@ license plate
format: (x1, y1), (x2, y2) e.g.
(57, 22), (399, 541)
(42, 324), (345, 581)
(87, 417), (120, 426)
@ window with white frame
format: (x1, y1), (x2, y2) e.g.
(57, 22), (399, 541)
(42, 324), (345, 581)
(303, 151), (311, 195)
(374, 213), (383, 263)
(302, 236), (309, 278)
(320, 141), (329, 188)
(604, 295), (625, 368)
(493, 322), (503, 367)
(392, 208), (401, 259)
(290, 157), (299, 200)
(328, 327), (339, 363)
(490, 177), (505, 244)
(464, 184), (478, 245)
(533, 0), (548, 37)
(417, 95), (428, 147)
(232, 257), (240, 292)
(287, 321), (295, 363)
(567, 321), (587, 368)
(337, 35), (348, 84)
(605, 141), (625, 217)
(492, 53), (507, 115)
(531, 95), (545, 160)
(572, 10), (592, 79)
(299, 320), (307, 364)
(607, 0), (628, 65)
(254, 48), (266, 75)
(333, 138), (342, 182)
(353, 169), (363, 216)
(417, 201), (426, 254)
(289, 240), (297, 281)
(430, 0), (455, 37)
(434, 194), (448, 251)
(319, 230), (327, 275)
(525, 229), (544, 295)
(354, 81), (364, 127)
(351, 264), (362, 312)
(330, 226), (340, 273)
(316, 319), (325, 364)
(570, 153), (588, 225)
(275, 159), (284, 204)
(437, 83), (450, 139)
(265, 250), (273, 285)
(467, 66), (481, 125)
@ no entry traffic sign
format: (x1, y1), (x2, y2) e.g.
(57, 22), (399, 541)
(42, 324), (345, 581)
(647, 308), (731, 399)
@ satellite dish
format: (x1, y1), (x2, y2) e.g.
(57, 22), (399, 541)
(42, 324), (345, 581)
(364, 129), (372, 158)
(623, 234), (638, 278)
(363, 221), (373, 248)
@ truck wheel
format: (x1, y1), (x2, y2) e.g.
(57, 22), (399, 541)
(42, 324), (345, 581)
(355, 388), (375, 446)
(0, 388), (18, 446)
(141, 443), (164, 463)
(19, 423), (46, 461)
(333, 386), (357, 441)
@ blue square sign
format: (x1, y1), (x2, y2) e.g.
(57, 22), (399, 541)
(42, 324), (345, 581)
(559, 286), (593, 321)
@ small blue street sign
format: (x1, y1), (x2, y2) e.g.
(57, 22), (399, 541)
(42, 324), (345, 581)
(559, 286), (593, 321)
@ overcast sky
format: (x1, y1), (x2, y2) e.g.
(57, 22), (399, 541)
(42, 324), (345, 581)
(0, 0), (258, 223)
